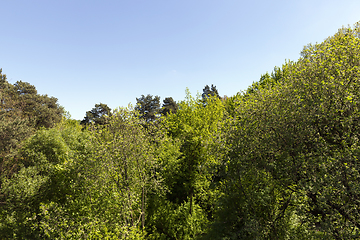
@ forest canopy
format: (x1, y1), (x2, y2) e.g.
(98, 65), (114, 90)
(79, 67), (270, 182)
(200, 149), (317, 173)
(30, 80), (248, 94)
(0, 21), (360, 239)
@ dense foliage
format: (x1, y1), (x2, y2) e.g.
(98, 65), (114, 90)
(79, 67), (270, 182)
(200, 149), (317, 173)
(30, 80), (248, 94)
(1, 21), (360, 239)
(80, 103), (112, 126)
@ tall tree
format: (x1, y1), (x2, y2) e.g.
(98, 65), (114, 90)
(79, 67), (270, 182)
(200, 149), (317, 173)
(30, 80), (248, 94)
(160, 97), (178, 116)
(14, 81), (63, 129)
(244, 66), (284, 96)
(0, 70), (31, 160)
(0, 69), (64, 180)
(80, 103), (112, 126)
(210, 22), (360, 239)
(202, 84), (220, 102)
(1, 72), (63, 129)
(135, 94), (161, 122)
(0, 118), (92, 239)
(80, 107), (167, 238)
(165, 89), (224, 214)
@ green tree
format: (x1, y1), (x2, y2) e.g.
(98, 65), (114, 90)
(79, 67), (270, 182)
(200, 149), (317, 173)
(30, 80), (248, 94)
(12, 80), (63, 129)
(202, 84), (220, 102)
(80, 103), (112, 126)
(160, 97), (178, 116)
(0, 70), (33, 163)
(77, 107), (167, 238)
(244, 66), (285, 96)
(145, 89), (225, 239)
(135, 94), (161, 122)
(165, 89), (224, 216)
(211, 22), (360, 239)
(0, 70), (63, 197)
(280, 24), (360, 238)
(0, 71), (63, 129)
(0, 118), (92, 239)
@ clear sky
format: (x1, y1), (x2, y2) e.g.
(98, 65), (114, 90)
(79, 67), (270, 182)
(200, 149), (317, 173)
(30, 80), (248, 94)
(1, 0), (360, 120)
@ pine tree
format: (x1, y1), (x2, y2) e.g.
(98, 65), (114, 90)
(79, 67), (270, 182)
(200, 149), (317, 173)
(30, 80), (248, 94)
(135, 94), (161, 122)
(202, 84), (220, 102)
(161, 97), (178, 116)
(81, 103), (112, 126)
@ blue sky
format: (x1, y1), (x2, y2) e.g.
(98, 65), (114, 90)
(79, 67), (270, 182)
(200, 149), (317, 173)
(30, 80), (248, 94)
(1, 0), (360, 120)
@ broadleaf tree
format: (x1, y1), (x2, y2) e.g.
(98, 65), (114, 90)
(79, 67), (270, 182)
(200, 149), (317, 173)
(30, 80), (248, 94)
(163, 89), (225, 231)
(210, 22), (360, 239)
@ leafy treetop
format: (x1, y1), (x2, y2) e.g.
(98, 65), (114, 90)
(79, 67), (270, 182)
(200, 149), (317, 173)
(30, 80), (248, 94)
(135, 94), (161, 122)
(80, 103), (112, 126)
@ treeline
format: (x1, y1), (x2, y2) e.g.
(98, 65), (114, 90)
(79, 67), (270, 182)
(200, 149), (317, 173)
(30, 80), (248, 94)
(0, 22), (360, 239)
(80, 83), (220, 126)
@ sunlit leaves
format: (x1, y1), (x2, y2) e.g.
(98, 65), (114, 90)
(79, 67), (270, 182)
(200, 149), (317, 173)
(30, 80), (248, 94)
(215, 21), (360, 239)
